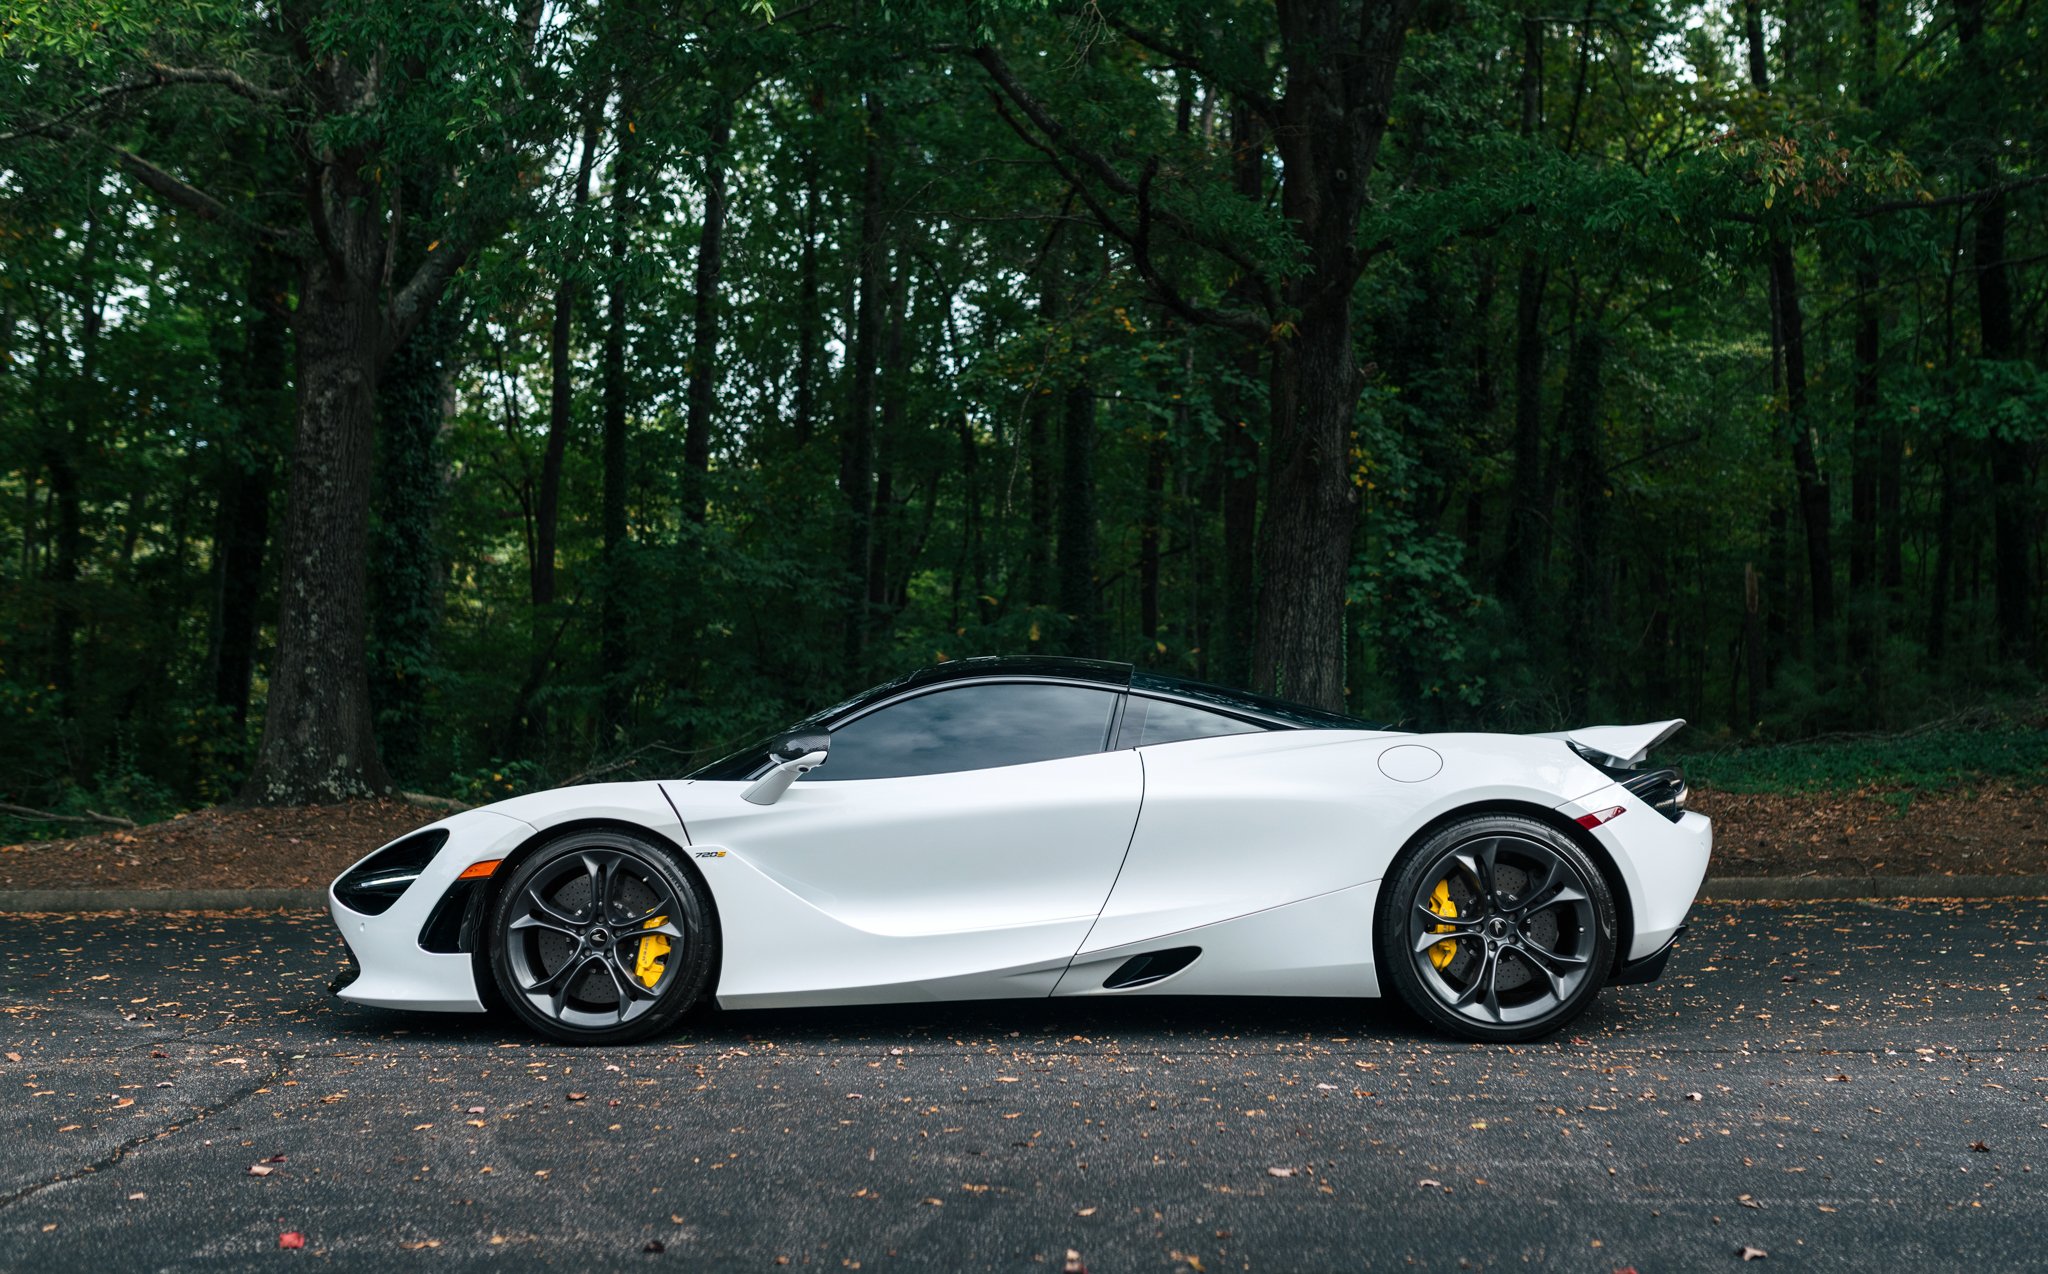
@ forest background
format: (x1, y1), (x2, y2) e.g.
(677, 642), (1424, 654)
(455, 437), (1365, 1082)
(1, 0), (2044, 832)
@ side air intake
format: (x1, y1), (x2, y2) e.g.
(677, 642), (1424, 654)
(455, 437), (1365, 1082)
(1102, 947), (1201, 990)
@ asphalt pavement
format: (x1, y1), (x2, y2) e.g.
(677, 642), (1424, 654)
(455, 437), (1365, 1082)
(0, 900), (2043, 1271)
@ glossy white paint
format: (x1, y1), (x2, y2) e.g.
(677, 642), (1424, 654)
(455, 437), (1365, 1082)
(1556, 786), (1713, 959)
(328, 808), (531, 1013)
(329, 718), (1711, 1019)
(1537, 719), (1687, 766)
(1055, 881), (1382, 999)
(1078, 729), (1611, 955)
(670, 749), (1142, 1006)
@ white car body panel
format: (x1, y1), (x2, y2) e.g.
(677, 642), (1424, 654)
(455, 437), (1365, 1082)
(1080, 730), (1611, 957)
(663, 750), (1142, 1007)
(327, 688), (1711, 1022)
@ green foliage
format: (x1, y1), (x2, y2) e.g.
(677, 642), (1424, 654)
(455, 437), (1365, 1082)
(1678, 719), (2048, 795)
(1, 0), (2043, 822)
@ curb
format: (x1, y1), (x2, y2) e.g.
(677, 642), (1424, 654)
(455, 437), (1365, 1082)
(3, 878), (2047, 912)
(0, 888), (327, 912)
(1699, 875), (2048, 901)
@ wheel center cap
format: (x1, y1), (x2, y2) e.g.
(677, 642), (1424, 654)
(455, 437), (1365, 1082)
(1488, 918), (1508, 938)
(588, 927), (611, 947)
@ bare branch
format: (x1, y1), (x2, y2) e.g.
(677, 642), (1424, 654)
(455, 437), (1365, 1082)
(972, 45), (1270, 331)
(386, 239), (468, 355)
(985, 93), (1261, 337)
(15, 121), (294, 249)
(141, 63), (289, 105)
(0, 802), (136, 829)
(1856, 173), (2048, 218)
(1105, 18), (1278, 122)
(0, 63), (284, 146)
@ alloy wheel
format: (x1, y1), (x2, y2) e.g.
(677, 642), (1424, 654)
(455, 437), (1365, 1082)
(1406, 833), (1598, 1028)
(501, 847), (687, 1031)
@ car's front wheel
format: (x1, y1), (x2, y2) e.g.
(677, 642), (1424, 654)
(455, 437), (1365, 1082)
(487, 830), (717, 1045)
(1377, 814), (1615, 1043)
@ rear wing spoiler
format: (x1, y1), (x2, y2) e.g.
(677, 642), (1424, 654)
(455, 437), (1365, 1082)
(1533, 719), (1686, 767)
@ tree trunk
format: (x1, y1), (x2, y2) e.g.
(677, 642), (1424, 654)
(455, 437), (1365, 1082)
(1139, 420), (1165, 650)
(682, 100), (731, 526)
(794, 119), (821, 451)
(209, 252), (287, 729)
(368, 291), (452, 780)
(1846, 0), (1881, 680)
(1503, 15), (1548, 615)
(1745, 8), (1833, 640)
(599, 107), (635, 733)
(1217, 99), (1265, 687)
(1057, 381), (1101, 654)
(242, 261), (392, 803)
(1025, 267), (1059, 610)
(1561, 322), (1608, 718)
(1977, 184), (2029, 661)
(536, 117), (600, 607)
(839, 92), (887, 668)
(1250, 0), (1413, 710)
(1848, 267), (1879, 672)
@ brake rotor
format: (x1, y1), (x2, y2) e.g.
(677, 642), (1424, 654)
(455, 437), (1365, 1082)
(531, 871), (669, 1005)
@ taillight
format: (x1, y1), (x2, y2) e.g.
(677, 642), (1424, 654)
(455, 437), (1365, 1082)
(1575, 805), (1626, 829)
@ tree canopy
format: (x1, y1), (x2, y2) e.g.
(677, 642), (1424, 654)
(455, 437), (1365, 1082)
(1, 0), (2043, 820)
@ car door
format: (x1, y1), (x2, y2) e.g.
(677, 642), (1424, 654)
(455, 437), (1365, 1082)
(667, 680), (1143, 1007)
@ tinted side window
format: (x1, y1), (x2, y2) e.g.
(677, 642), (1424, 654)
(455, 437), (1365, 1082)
(1119, 696), (1265, 748)
(806, 683), (1119, 781)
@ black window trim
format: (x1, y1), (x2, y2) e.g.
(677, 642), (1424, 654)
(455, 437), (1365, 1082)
(696, 671), (1383, 783)
(756, 676), (1128, 783)
(1112, 691), (1273, 750)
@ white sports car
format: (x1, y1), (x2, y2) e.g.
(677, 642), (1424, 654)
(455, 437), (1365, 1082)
(329, 656), (1710, 1044)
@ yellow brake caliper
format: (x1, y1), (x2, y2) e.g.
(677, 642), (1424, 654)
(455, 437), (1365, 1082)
(633, 916), (671, 988)
(1426, 880), (1458, 970)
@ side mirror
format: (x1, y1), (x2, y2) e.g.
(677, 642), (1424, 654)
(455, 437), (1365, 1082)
(741, 730), (831, 806)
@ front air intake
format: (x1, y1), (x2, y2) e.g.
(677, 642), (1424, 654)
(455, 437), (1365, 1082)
(1102, 947), (1201, 990)
(332, 829), (450, 915)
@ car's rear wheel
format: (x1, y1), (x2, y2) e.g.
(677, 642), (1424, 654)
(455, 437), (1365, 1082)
(487, 830), (717, 1045)
(1377, 813), (1615, 1043)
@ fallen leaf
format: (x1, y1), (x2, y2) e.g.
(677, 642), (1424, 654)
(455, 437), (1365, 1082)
(1971, 1141), (1990, 1153)
(1267, 1166), (1295, 1178)
(922, 1197), (944, 1207)
(1417, 1178), (1442, 1189)
(114, 1098), (134, 1109)
(1738, 1244), (1768, 1261)
(467, 1106), (486, 1114)
(399, 1239), (442, 1251)
(248, 1164), (274, 1177)
(1076, 1206), (1096, 1217)
(567, 1092), (587, 1102)
(1063, 1250), (1088, 1274)
(127, 1192), (145, 1201)
(5, 1052), (19, 1062)
(1686, 1092), (1703, 1101)
(279, 1232), (305, 1250)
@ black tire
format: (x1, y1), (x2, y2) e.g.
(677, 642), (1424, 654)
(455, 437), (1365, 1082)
(1376, 813), (1615, 1043)
(486, 829), (718, 1045)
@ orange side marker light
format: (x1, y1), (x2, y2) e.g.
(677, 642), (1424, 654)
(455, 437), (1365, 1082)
(457, 859), (503, 881)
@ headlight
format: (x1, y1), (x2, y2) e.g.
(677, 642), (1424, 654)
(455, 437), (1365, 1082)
(333, 829), (450, 914)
